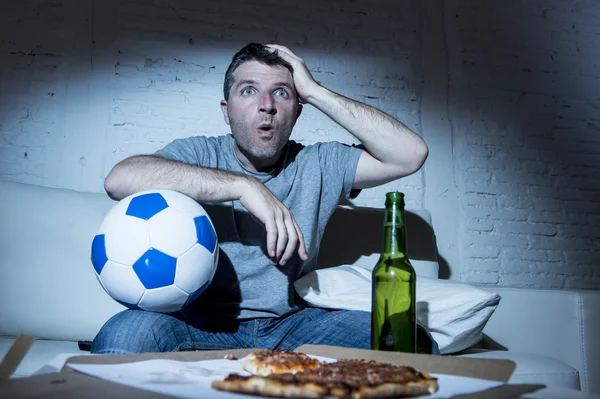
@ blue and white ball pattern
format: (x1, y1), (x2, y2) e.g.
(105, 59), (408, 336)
(91, 189), (218, 313)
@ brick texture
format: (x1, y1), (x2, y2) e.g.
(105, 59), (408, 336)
(0, 0), (598, 288)
(447, 0), (600, 288)
(0, 0), (424, 204)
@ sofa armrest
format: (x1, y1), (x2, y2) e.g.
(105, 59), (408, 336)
(475, 285), (600, 393)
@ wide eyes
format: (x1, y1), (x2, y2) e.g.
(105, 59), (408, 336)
(240, 87), (289, 99)
(274, 89), (289, 98)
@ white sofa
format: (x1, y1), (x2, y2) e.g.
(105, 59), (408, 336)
(1, 179), (598, 394)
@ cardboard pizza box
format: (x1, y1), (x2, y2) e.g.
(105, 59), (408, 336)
(0, 335), (546, 398)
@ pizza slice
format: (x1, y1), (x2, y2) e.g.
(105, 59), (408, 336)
(213, 357), (439, 398)
(239, 349), (326, 376)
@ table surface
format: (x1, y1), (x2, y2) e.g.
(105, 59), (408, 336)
(9, 349), (600, 399)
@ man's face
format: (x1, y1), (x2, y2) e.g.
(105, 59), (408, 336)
(221, 61), (302, 172)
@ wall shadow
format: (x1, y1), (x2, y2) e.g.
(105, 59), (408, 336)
(318, 205), (450, 278)
(443, 1), (600, 286)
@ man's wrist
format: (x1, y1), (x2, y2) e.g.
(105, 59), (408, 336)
(230, 174), (257, 201)
(304, 83), (332, 106)
(189, 168), (256, 203)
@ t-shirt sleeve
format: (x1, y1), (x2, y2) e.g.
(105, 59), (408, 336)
(153, 137), (210, 166)
(317, 141), (363, 201)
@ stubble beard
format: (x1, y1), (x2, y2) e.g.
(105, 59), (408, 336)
(230, 118), (290, 163)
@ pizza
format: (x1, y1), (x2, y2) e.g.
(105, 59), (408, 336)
(239, 349), (326, 376)
(213, 350), (439, 398)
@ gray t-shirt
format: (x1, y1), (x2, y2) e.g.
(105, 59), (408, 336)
(155, 134), (362, 321)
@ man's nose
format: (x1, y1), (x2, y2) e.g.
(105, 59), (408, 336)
(259, 93), (277, 115)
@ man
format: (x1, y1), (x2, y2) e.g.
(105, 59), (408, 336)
(92, 43), (434, 354)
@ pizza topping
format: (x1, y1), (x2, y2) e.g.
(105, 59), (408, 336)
(306, 359), (429, 386)
(225, 359), (433, 388)
(250, 350), (323, 369)
(213, 351), (439, 398)
(240, 350), (325, 375)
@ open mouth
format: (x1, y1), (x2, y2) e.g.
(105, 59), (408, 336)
(257, 125), (274, 134)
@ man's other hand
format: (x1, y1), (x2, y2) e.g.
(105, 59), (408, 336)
(239, 179), (308, 266)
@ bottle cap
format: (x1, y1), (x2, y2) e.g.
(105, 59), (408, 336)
(385, 192), (405, 199)
(385, 192), (405, 207)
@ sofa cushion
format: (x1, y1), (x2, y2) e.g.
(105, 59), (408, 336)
(458, 350), (581, 391)
(317, 206), (440, 278)
(294, 267), (500, 355)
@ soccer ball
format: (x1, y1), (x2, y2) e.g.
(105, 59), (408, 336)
(90, 189), (218, 313)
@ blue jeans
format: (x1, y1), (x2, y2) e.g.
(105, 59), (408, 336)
(91, 307), (440, 354)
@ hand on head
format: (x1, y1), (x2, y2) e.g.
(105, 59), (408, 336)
(265, 44), (319, 104)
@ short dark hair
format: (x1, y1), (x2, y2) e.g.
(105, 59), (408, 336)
(223, 43), (294, 100)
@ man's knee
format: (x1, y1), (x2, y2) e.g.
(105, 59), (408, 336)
(305, 308), (371, 349)
(334, 309), (371, 329)
(91, 310), (177, 354)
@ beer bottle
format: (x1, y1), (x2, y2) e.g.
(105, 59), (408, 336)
(371, 191), (416, 352)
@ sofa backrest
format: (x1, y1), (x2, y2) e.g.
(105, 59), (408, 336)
(0, 179), (126, 341)
(318, 205), (440, 277)
(0, 179), (439, 342)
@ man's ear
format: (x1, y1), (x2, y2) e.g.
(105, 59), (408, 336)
(220, 100), (230, 125)
(296, 103), (303, 119)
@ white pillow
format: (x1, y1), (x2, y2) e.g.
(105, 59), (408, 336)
(294, 265), (501, 354)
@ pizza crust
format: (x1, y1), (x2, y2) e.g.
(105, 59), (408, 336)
(353, 379), (439, 399)
(213, 355), (439, 399)
(212, 377), (328, 398)
(212, 375), (438, 399)
(240, 350), (324, 376)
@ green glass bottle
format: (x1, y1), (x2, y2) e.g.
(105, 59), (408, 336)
(371, 192), (416, 352)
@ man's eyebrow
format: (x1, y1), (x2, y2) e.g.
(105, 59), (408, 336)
(274, 82), (293, 89)
(235, 79), (256, 89)
(234, 80), (294, 90)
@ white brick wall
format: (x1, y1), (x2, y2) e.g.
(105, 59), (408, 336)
(0, 0), (424, 204)
(446, 0), (600, 288)
(0, 0), (598, 288)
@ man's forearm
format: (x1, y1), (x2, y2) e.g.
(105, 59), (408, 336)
(104, 155), (250, 202)
(306, 85), (428, 171)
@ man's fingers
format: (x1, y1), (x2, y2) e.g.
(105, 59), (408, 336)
(266, 44), (299, 61)
(265, 218), (277, 260)
(241, 183), (303, 265)
(275, 213), (287, 262)
(292, 217), (308, 261)
(266, 44), (288, 53)
(280, 218), (299, 265)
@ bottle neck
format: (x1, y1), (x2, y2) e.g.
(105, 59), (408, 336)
(382, 202), (407, 258)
